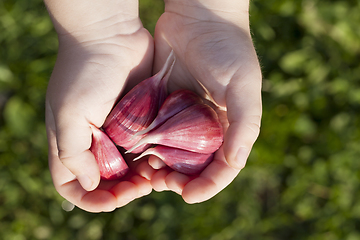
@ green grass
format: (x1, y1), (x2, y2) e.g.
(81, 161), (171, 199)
(1, 0), (360, 239)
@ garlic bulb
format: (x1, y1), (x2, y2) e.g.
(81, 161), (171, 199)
(92, 51), (223, 178)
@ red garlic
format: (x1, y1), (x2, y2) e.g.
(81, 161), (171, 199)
(134, 145), (214, 175)
(133, 89), (203, 137)
(126, 103), (223, 154)
(102, 51), (175, 153)
(90, 126), (129, 180)
(93, 51), (223, 178)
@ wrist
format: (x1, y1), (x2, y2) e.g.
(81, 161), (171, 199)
(45, 0), (143, 43)
(164, 0), (250, 28)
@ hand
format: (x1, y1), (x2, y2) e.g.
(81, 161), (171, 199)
(45, 0), (155, 212)
(145, 0), (262, 203)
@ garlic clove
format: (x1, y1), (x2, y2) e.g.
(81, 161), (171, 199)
(133, 89), (203, 138)
(90, 125), (129, 180)
(134, 145), (214, 175)
(102, 51), (175, 153)
(126, 103), (223, 154)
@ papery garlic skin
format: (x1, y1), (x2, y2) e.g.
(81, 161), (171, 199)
(133, 89), (203, 138)
(102, 51), (175, 153)
(102, 84), (160, 152)
(127, 103), (223, 154)
(134, 145), (214, 175)
(90, 126), (129, 180)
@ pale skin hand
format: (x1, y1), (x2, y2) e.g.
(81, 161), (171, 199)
(141, 0), (262, 203)
(44, 0), (155, 212)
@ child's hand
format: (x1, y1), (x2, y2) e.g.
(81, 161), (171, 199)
(148, 0), (262, 203)
(45, 0), (155, 212)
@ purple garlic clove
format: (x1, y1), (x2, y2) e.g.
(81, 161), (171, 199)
(126, 103), (223, 154)
(134, 145), (214, 175)
(102, 51), (175, 153)
(133, 89), (203, 138)
(90, 126), (129, 180)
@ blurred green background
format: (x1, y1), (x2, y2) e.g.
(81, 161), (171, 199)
(1, 0), (360, 239)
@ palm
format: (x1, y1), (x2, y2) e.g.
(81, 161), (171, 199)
(154, 12), (258, 104)
(46, 28), (155, 212)
(149, 9), (262, 203)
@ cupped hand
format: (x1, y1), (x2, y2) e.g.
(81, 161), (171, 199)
(45, 12), (155, 212)
(146, 0), (262, 203)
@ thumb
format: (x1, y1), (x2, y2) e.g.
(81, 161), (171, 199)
(223, 69), (262, 169)
(47, 103), (101, 191)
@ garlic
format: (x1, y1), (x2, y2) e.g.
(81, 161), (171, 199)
(133, 89), (203, 137)
(93, 51), (224, 177)
(126, 103), (223, 154)
(90, 126), (129, 180)
(134, 145), (214, 175)
(102, 51), (175, 153)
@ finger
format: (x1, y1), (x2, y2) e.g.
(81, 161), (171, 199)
(108, 166), (152, 207)
(111, 176), (152, 208)
(148, 155), (167, 169)
(150, 168), (173, 192)
(181, 147), (240, 204)
(130, 175), (153, 197)
(47, 124), (77, 187)
(61, 181), (117, 213)
(224, 67), (262, 169)
(110, 181), (139, 208)
(134, 159), (157, 180)
(47, 127), (117, 212)
(164, 171), (192, 195)
(48, 103), (101, 191)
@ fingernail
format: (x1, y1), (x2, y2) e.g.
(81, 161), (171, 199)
(235, 147), (250, 169)
(78, 175), (93, 191)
